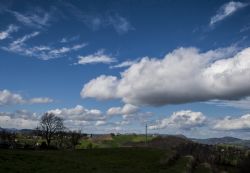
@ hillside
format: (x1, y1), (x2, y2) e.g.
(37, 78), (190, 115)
(191, 136), (250, 148)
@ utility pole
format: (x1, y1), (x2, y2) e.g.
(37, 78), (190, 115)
(145, 123), (148, 146)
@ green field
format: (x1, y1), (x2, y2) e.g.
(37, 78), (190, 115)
(0, 147), (244, 173)
(77, 134), (154, 149)
(0, 148), (166, 173)
(0, 148), (202, 173)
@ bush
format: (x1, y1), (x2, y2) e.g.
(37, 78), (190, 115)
(40, 142), (47, 149)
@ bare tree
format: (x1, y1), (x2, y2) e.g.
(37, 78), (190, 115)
(39, 113), (64, 147)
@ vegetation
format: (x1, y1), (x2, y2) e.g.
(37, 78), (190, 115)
(77, 134), (155, 149)
(0, 114), (249, 173)
(0, 148), (168, 173)
(39, 113), (65, 147)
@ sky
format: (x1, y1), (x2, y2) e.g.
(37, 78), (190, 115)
(1, 0), (250, 139)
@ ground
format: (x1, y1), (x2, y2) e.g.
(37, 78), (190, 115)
(0, 148), (168, 173)
(0, 147), (242, 173)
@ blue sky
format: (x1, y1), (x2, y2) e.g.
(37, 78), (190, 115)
(1, 0), (250, 139)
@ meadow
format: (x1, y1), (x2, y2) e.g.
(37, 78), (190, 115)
(0, 148), (211, 173)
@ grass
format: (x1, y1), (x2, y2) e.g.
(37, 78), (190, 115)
(0, 147), (241, 173)
(160, 155), (194, 173)
(77, 134), (155, 149)
(194, 163), (212, 173)
(0, 148), (168, 173)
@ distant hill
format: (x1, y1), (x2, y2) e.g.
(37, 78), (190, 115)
(128, 135), (192, 149)
(0, 128), (35, 134)
(191, 136), (250, 148)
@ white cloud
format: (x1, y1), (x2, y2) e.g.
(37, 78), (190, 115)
(0, 89), (53, 106)
(110, 59), (139, 69)
(64, 3), (133, 34)
(208, 97), (250, 109)
(95, 120), (107, 126)
(2, 31), (86, 60)
(0, 89), (25, 105)
(29, 97), (53, 104)
(213, 114), (250, 131)
(0, 110), (39, 129)
(210, 1), (248, 26)
(81, 75), (119, 100)
(107, 104), (138, 116)
(2, 31), (40, 55)
(48, 105), (104, 121)
(60, 35), (80, 43)
(81, 46), (250, 106)
(0, 24), (18, 40)
(149, 110), (206, 130)
(114, 120), (130, 126)
(11, 31), (39, 46)
(107, 14), (134, 34)
(8, 8), (51, 28)
(77, 50), (116, 65)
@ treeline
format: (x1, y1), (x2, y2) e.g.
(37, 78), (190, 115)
(174, 143), (250, 173)
(131, 136), (250, 173)
(0, 113), (86, 150)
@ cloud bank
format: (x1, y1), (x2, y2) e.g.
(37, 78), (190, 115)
(81, 46), (250, 106)
(149, 110), (206, 130)
(214, 114), (250, 131)
(0, 89), (53, 106)
(107, 104), (138, 116)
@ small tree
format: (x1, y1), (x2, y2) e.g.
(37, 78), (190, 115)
(69, 130), (81, 149)
(39, 113), (64, 147)
(0, 130), (16, 148)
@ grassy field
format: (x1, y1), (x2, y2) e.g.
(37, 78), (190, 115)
(0, 148), (169, 173)
(77, 134), (155, 149)
(0, 148), (242, 173)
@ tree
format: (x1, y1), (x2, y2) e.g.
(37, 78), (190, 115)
(39, 113), (64, 147)
(69, 130), (81, 149)
(0, 130), (16, 148)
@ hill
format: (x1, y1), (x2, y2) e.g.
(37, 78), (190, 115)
(191, 136), (250, 148)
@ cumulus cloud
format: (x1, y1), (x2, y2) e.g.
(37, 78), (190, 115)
(213, 114), (250, 131)
(77, 50), (116, 65)
(48, 105), (106, 129)
(0, 24), (18, 40)
(48, 105), (104, 121)
(81, 46), (250, 106)
(107, 104), (138, 116)
(149, 110), (206, 130)
(0, 89), (24, 105)
(81, 75), (119, 100)
(210, 1), (248, 26)
(0, 89), (53, 106)
(0, 110), (39, 129)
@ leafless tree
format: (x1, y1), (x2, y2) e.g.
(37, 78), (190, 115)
(39, 113), (64, 147)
